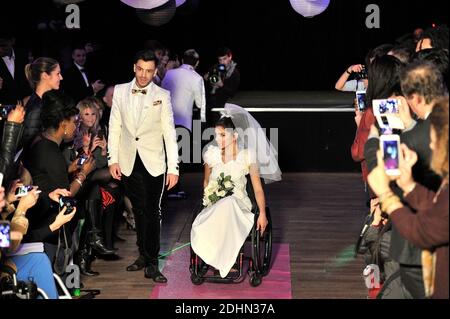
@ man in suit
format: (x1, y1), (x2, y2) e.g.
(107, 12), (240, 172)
(108, 50), (179, 283)
(0, 31), (31, 105)
(62, 45), (104, 103)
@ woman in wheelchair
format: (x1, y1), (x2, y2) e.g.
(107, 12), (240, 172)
(190, 104), (281, 281)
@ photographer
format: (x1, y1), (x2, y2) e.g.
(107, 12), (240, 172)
(335, 64), (368, 92)
(205, 47), (240, 121)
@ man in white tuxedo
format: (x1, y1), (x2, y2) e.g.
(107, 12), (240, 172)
(108, 50), (179, 283)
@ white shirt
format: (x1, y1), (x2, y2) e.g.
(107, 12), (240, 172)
(161, 64), (206, 131)
(74, 62), (90, 87)
(2, 49), (15, 79)
(131, 80), (152, 128)
(343, 79), (366, 92)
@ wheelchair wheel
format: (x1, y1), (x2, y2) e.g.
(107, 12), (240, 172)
(249, 273), (262, 287)
(252, 207), (273, 277)
(190, 273), (204, 285)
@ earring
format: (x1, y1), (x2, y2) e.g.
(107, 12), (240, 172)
(64, 130), (67, 135)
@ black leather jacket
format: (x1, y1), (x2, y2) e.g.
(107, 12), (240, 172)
(0, 121), (23, 179)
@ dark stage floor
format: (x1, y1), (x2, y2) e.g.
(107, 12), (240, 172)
(83, 172), (368, 299)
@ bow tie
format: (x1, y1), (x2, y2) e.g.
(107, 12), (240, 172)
(132, 89), (147, 95)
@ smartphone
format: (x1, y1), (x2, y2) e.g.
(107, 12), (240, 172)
(15, 185), (34, 197)
(0, 172), (3, 186)
(0, 220), (11, 249)
(380, 134), (401, 176)
(0, 104), (15, 119)
(356, 90), (367, 112)
(96, 129), (105, 140)
(373, 98), (405, 130)
(77, 154), (89, 166)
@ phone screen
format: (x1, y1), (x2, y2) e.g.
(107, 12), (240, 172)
(383, 140), (400, 170)
(0, 222), (11, 248)
(356, 92), (366, 112)
(15, 185), (33, 196)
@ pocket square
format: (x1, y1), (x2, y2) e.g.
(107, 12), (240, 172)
(153, 100), (162, 106)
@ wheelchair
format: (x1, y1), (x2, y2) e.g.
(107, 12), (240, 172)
(189, 176), (273, 287)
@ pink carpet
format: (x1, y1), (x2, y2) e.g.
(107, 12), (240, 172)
(150, 243), (292, 299)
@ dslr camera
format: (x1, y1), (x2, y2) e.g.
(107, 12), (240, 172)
(59, 197), (77, 215)
(355, 65), (368, 80)
(208, 64), (226, 85)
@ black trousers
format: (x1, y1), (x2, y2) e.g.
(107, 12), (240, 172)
(122, 153), (165, 266)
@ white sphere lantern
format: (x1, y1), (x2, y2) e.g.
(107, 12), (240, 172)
(120, 0), (169, 10)
(289, 0), (330, 18)
(135, 0), (177, 27)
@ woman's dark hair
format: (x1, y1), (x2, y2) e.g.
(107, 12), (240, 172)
(429, 97), (449, 177)
(134, 49), (159, 65)
(41, 90), (79, 131)
(25, 57), (59, 89)
(366, 55), (404, 108)
(215, 116), (235, 130)
(365, 43), (394, 67)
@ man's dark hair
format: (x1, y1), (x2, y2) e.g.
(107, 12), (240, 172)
(413, 48), (449, 86)
(420, 25), (449, 51)
(216, 47), (232, 58)
(41, 90), (79, 130)
(366, 55), (404, 108)
(183, 49), (200, 66)
(72, 44), (86, 53)
(134, 49), (159, 66)
(389, 45), (413, 64)
(400, 61), (447, 104)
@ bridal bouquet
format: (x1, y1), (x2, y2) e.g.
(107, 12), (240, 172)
(203, 173), (235, 207)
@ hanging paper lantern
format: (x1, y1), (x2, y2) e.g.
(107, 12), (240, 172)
(120, 0), (169, 10)
(289, 0), (330, 18)
(53, 0), (86, 4)
(136, 0), (177, 27)
(176, 0), (199, 16)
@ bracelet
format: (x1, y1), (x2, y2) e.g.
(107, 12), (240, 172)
(74, 178), (83, 187)
(78, 172), (87, 179)
(346, 69), (352, 74)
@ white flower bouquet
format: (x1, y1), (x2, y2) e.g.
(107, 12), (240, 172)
(202, 173), (235, 207)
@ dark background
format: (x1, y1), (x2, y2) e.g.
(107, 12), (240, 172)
(1, 0), (447, 172)
(1, 0), (448, 89)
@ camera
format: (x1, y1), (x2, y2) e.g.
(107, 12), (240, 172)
(0, 221), (10, 249)
(0, 104), (15, 119)
(59, 197), (77, 215)
(355, 65), (367, 80)
(208, 64), (226, 84)
(15, 185), (34, 197)
(96, 129), (105, 140)
(1, 274), (39, 299)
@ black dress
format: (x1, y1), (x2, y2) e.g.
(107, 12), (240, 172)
(22, 135), (70, 245)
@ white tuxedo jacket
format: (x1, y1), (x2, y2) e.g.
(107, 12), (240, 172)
(108, 79), (179, 177)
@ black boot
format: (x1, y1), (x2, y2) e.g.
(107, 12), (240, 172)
(86, 200), (117, 255)
(75, 248), (99, 277)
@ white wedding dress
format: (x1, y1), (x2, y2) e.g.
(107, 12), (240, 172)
(190, 145), (255, 278)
